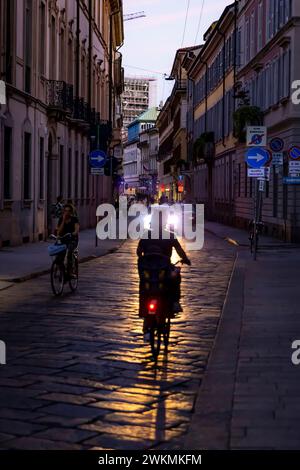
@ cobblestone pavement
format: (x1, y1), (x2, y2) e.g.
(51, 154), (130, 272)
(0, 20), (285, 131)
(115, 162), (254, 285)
(0, 234), (235, 450)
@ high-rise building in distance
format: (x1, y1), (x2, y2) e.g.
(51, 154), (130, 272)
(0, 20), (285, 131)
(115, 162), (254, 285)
(122, 77), (157, 132)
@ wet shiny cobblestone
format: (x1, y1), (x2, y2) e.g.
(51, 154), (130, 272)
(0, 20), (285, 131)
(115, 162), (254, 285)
(0, 233), (235, 449)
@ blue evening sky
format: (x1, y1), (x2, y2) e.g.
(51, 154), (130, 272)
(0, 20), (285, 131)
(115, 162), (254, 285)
(121, 0), (232, 104)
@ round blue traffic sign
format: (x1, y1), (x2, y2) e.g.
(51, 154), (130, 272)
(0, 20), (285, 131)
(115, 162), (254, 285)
(289, 146), (300, 160)
(270, 137), (284, 152)
(245, 147), (270, 169)
(89, 150), (107, 168)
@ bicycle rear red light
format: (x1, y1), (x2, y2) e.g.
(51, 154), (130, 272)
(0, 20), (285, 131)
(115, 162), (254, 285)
(148, 299), (158, 313)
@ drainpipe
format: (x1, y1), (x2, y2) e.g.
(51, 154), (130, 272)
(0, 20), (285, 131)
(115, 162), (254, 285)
(88, 0), (92, 112)
(75, 0), (80, 107)
(215, 25), (226, 147)
(197, 58), (208, 132)
(233, 0), (238, 109)
(109, 8), (121, 201)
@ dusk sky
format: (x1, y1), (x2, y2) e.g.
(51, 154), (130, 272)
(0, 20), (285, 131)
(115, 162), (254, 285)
(121, 0), (232, 104)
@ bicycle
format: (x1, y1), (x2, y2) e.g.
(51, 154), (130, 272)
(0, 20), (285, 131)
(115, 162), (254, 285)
(139, 254), (186, 360)
(249, 220), (264, 259)
(48, 233), (79, 296)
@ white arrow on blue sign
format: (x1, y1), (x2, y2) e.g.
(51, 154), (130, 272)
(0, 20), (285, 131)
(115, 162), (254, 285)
(245, 147), (270, 169)
(89, 150), (107, 168)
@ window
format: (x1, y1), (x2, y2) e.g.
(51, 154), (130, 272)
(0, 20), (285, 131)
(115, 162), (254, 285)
(39, 2), (46, 75)
(68, 39), (74, 84)
(68, 148), (72, 198)
(39, 137), (44, 199)
(81, 153), (85, 199)
(75, 150), (79, 198)
(5, 0), (14, 83)
(4, 127), (12, 199)
(268, 0), (291, 40)
(24, 0), (33, 93)
(86, 157), (90, 199)
(23, 132), (31, 199)
(273, 169), (278, 217)
(59, 28), (65, 80)
(59, 145), (64, 196)
(250, 11), (256, 58)
(245, 19), (250, 62)
(237, 27), (243, 67)
(258, 1), (263, 50)
(244, 163), (248, 197)
(50, 16), (56, 79)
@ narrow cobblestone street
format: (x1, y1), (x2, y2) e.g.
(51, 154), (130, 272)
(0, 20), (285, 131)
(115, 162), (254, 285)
(0, 233), (235, 450)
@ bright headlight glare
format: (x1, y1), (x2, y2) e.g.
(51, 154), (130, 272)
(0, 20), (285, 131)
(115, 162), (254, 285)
(167, 214), (179, 227)
(144, 214), (152, 230)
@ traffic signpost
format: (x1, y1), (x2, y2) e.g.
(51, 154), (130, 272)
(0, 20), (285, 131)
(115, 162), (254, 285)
(269, 137), (284, 153)
(89, 149), (107, 169)
(246, 128), (269, 260)
(258, 167), (271, 182)
(283, 177), (300, 185)
(289, 146), (300, 160)
(248, 168), (265, 178)
(259, 180), (265, 192)
(246, 147), (270, 169)
(246, 126), (267, 147)
(272, 152), (283, 166)
(289, 160), (300, 177)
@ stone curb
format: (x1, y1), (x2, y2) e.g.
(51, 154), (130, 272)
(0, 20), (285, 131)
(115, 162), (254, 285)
(0, 243), (124, 285)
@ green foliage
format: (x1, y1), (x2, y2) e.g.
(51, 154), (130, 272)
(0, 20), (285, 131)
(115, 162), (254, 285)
(233, 106), (264, 143)
(193, 132), (215, 164)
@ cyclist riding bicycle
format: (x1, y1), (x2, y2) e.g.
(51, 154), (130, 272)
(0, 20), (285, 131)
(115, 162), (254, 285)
(56, 204), (79, 277)
(137, 215), (191, 314)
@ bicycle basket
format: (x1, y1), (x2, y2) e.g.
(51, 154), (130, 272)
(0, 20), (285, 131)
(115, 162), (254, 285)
(48, 244), (67, 256)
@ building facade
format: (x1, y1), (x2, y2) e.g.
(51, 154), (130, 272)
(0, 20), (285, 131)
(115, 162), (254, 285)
(123, 107), (159, 196)
(156, 47), (199, 202)
(0, 0), (124, 247)
(180, 0), (299, 242)
(138, 126), (159, 197)
(122, 76), (157, 137)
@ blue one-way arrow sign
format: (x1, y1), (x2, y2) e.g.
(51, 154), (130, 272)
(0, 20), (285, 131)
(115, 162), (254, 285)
(89, 150), (107, 168)
(245, 147), (270, 169)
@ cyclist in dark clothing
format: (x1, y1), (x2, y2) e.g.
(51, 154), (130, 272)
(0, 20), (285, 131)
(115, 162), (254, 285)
(57, 204), (79, 277)
(137, 228), (191, 313)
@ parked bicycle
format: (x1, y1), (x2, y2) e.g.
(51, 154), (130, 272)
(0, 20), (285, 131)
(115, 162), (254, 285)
(48, 233), (78, 296)
(248, 220), (264, 259)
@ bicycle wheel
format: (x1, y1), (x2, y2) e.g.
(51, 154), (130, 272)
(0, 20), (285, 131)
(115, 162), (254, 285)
(51, 260), (65, 296)
(69, 257), (78, 292)
(163, 317), (171, 348)
(150, 326), (162, 359)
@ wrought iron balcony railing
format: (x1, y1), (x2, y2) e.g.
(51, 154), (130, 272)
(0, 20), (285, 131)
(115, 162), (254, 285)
(46, 80), (73, 113)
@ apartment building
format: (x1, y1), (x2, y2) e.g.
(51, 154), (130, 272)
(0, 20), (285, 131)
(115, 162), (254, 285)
(122, 76), (157, 133)
(183, 0), (299, 241)
(123, 107), (158, 195)
(0, 0), (124, 246)
(156, 46), (199, 202)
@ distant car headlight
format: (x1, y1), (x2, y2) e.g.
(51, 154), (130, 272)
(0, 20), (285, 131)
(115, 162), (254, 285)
(143, 214), (152, 230)
(167, 213), (179, 228)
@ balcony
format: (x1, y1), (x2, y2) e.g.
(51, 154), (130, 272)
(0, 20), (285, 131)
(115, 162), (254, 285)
(174, 79), (187, 93)
(72, 97), (90, 121)
(46, 80), (73, 118)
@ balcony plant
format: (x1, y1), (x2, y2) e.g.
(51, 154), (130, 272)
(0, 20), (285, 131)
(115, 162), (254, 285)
(233, 105), (264, 143)
(193, 131), (215, 165)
